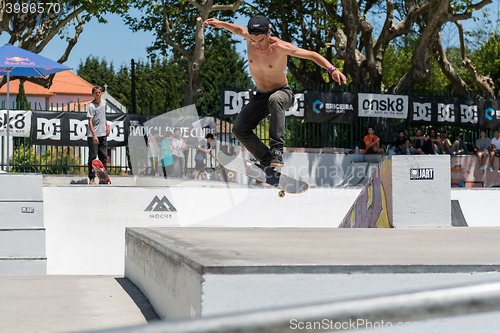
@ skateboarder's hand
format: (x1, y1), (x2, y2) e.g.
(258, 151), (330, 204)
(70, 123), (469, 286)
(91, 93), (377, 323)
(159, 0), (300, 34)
(330, 69), (347, 85)
(93, 135), (98, 144)
(106, 126), (110, 136)
(204, 18), (223, 29)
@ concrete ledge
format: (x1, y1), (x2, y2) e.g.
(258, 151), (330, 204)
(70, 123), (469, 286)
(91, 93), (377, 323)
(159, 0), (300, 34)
(125, 228), (204, 320)
(0, 259), (47, 274)
(0, 174), (43, 200)
(125, 227), (500, 320)
(0, 201), (44, 228)
(0, 229), (46, 257)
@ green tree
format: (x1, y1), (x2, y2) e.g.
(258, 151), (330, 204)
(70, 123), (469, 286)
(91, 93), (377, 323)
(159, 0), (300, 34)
(0, 1), (132, 89)
(77, 55), (187, 110)
(122, 0), (244, 106)
(77, 56), (117, 91)
(16, 80), (29, 109)
(383, 35), (448, 91)
(471, 34), (500, 94)
(242, 0), (493, 93)
(197, 32), (249, 113)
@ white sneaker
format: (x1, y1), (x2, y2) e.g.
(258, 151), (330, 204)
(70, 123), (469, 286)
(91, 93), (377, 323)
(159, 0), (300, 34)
(490, 167), (495, 172)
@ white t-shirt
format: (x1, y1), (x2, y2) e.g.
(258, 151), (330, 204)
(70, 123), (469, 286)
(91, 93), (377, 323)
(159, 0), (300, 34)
(172, 137), (185, 158)
(491, 137), (500, 150)
(87, 102), (106, 137)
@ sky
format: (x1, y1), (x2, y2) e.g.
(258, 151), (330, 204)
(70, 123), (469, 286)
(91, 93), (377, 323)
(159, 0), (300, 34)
(0, 2), (498, 76)
(0, 8), (250, 74)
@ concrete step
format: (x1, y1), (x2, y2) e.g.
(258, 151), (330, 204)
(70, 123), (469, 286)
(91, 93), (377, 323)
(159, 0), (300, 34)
(0, 174), (46, 274)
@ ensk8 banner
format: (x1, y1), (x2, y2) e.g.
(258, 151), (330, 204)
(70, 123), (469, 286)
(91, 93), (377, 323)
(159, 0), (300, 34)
(358, 93), (408, 119)
(0, 110), (32, 137)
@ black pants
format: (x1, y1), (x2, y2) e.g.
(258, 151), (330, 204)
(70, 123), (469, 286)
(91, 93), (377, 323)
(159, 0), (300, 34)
(149, 157), (158, 175)
(88, 136), (107, 180)
(162, 164), (173, 178)
(232, 85), (294, 165)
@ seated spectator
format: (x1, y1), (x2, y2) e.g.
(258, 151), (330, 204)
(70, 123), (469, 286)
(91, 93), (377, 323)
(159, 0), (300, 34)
(418, 129), (436, 154)
(395, 130), (412, 154)
(440, 130), (460, 155)
(489, 129), (500, 172)
(411, 129), (426, 155)
(428, 129), (442, 154)
(476, 129), (490, 173)
(364, 126), (384, 154)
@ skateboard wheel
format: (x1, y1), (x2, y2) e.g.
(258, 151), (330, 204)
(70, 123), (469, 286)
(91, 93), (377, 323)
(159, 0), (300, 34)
(278, 190), (285, 198)
(227, 171), (235, 178)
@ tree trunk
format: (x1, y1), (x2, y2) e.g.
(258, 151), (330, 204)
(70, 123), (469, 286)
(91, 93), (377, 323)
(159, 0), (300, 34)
(163, 0), (243, 107)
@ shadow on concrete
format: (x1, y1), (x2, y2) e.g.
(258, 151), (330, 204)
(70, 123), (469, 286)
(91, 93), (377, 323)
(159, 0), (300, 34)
(115, 277), (161, 323)
(70, 178), (89, 184)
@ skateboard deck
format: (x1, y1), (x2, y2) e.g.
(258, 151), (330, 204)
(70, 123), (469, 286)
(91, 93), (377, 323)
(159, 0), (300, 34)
(92, 160), (111, 184)
(216, 151), (309, 197)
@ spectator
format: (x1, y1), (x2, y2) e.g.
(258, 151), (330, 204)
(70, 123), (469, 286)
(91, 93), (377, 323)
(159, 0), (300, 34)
(161, 131), (174, 179)
(193, 133), (215, 180)
(172, 128), (187, 177)
(411, 129), (425, 155)
(476, 129), (490, 173)
(428, 129), (442, 154)
(395, 130), (412, 154)
(87, 85), (110, 184)
(364, 126), (384, 154)
(440, 130), (460, 155)
(147, 129), (160, 176)
(489, 129), (500, 172)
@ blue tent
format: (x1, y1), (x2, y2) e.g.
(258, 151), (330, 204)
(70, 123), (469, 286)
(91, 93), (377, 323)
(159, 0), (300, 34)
(0, 44), (71, 171)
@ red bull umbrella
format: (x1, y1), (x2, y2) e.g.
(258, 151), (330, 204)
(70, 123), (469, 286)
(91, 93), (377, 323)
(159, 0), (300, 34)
(0, 43), (71, 171)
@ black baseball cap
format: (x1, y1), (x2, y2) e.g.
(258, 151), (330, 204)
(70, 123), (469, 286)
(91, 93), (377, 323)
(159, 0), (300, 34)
(248, 15), (270, 35)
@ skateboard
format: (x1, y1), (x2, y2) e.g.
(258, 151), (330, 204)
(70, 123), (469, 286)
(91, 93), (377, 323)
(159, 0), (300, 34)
(92, 160), (111, 184)
(215, 151), (309, 197)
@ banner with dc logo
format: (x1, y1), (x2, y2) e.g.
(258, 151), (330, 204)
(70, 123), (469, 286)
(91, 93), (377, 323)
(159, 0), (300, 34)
(222, 88), (306, 119)
(408, 96), (480, 127)
(31, 111), (127, 147)
(305, 91), (358, 123)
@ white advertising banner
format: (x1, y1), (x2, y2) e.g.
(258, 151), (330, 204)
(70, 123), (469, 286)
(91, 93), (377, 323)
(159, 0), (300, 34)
(358, 93), (408, 119)
(0, 110), (31, 137)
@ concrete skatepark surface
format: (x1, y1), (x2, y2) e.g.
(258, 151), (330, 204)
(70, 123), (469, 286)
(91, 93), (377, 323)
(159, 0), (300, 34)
(127, 227), (500, 272)
(2, 155), (500, 332)
(0, 276), (159, 333)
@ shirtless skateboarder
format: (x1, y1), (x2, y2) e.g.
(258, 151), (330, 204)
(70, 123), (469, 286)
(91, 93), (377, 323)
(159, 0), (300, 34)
(204, 15), (346, 167)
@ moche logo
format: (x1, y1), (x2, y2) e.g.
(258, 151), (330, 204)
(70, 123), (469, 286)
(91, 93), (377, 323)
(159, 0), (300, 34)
(145, 195), (177, 212)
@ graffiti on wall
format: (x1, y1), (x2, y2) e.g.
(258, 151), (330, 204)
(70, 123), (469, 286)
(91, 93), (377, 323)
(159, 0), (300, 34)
(339, 158), (392, 228)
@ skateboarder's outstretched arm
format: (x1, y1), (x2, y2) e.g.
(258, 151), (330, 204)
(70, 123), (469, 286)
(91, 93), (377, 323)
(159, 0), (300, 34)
(204, 18), (250, 39)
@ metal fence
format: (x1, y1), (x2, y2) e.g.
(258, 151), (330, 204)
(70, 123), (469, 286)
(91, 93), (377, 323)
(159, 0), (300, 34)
(223, 80), (497, 151)
(1, 84), (497, 174)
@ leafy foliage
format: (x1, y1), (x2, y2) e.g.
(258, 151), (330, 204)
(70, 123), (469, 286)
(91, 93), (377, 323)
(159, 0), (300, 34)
(16, 81), (29, 109)
(197, 33), (249, 113)
(471, 34), (500, 93)
(77, 38), (249, 112)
